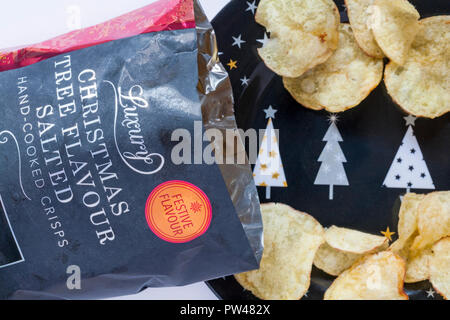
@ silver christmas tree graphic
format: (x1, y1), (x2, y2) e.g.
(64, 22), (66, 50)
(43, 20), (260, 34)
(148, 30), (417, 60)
(383, 115), (435, 192)
(314, 114), (349, 200)
(253, 106), (287, 199)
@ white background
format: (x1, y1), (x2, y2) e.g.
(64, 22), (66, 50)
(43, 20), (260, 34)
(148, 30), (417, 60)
(0, 0), (232, 300)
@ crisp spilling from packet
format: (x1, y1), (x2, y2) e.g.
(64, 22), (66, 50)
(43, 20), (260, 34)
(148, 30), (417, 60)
(235, 203), (324, 300)
(255, 0), (340, 78)
(235, 190), (449, 300)
(255, 0), (449, 118)
(314, 226), (388, 276)
(324, 251), (408, 300)
(0, 0), (263, 299)
(389, 191), (450, 297)
(282, 23), (384, 113)
(384, 16), (450, 119)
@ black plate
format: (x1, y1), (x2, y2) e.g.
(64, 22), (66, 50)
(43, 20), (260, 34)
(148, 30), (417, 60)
(207, 0), (450, 300)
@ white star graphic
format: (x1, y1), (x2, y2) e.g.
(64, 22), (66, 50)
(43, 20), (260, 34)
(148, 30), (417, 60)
(328, 113), (339, 123)
(337, 173), (346, 182)
(246, 1), (258, 15)
(404, 114), (417, 126)
(240, 75), (250, 86)
(264, 105), (278, 119)
(232, 34), (246, 49)
(426, 287), (435, 298)
(257, 33), (269, 47)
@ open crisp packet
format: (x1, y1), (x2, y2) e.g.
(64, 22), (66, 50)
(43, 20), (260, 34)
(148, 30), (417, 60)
(0, 0), (263, 299)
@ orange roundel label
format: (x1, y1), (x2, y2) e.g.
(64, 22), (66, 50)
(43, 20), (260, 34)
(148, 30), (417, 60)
(145, 180), (212, 243)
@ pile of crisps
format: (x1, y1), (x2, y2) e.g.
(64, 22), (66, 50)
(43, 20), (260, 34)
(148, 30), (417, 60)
(389, 192), (450, 298)
(234, 191), (449, 300)
(256, 0), (449, 118)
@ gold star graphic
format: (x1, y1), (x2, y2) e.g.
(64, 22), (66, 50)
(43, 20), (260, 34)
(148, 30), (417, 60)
(260, 164), (268, 171)
(269, 151), (277, 158)
(227, 59), (237, 70)
(272, 172), (280, 179)
(283, 181), (287, 187)
(381, 227), (395, 241)
(259, 148), (264, 155)
(259, 182), (267, 187)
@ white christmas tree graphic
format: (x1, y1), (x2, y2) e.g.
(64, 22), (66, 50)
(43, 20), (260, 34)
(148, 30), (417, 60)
(314, 114), (349, 200)
(253, 106), (287, 199)
(383, 115), (435, 192)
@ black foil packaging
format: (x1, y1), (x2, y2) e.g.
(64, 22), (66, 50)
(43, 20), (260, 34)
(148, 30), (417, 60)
(0, 0), (263, 299)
